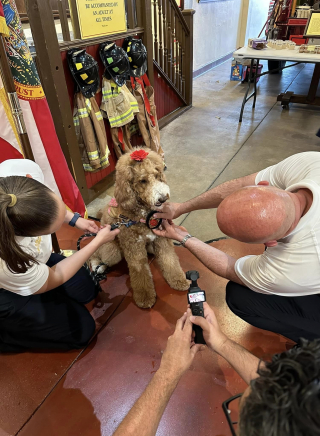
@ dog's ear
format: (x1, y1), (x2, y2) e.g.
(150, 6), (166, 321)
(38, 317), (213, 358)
(114, 157), (137, 211)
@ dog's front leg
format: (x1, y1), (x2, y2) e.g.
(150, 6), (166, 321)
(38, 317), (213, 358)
(122, 243), (156, 309)
(154, 238), (189, 291)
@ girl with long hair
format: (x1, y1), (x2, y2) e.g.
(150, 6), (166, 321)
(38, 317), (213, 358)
(0, 159), (119, 352)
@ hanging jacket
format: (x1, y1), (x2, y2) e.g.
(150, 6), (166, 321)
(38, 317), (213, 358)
(129, 75), (164, 159)
(73, 93), (110, 172)
(100, 78), (139, 128)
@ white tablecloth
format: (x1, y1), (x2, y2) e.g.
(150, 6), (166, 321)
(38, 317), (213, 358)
(233, 46), (320, 64)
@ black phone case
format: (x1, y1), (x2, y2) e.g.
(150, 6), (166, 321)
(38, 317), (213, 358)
(189, 301), (206, 345)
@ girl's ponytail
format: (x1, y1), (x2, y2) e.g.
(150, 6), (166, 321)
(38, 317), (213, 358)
(0, 176), (59, 274)
(0, 189), (35, 273)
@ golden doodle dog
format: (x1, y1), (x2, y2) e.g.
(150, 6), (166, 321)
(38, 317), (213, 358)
(90, 148), (189, 308)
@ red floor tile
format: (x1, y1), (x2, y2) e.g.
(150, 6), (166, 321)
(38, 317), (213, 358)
(0, 227), (130, 436)
(16, 240), (291, 436)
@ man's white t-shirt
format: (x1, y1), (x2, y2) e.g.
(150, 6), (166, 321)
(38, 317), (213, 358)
(0, 160), (51, 296)
(235, 151), (320, 297)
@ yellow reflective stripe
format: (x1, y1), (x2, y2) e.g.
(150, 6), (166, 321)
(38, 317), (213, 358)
(95, 111), (103, 121)
(73, 115), (80, 126)
(83, 164), (96, 172)
(109, 108), (134, 124)
(85, 99), (92, 112)
(100, 156), (110, 166)
(102, 90), (120, 99)
(87, 150), (99, 157)
(130, 102), (138, 109)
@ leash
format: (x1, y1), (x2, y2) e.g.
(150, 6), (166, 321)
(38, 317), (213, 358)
(77, 233), (110, 292)
(77, 212), (162, 290)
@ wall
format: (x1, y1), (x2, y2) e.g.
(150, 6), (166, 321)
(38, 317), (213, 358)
(245, 0), (270, 42)
(185, 0), (271, 75)
(184, 0), (243, 73)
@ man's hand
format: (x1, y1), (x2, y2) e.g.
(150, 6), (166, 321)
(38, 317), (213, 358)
(159, 311), (203, 381)
(75, 217), (99, 233)
(153, 202), (182, 220)
(190, 302), (228, 353)
(152, 220), (189, 242)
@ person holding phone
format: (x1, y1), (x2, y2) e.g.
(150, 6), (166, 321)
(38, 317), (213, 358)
(113, 304), (320, 436)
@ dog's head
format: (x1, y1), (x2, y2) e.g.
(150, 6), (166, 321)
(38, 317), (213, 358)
(114, 148), (170, 211)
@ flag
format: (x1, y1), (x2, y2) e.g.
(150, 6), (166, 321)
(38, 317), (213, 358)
(0, 75), (24, 160)
(0, 0), (8, 35)
(0, 0), (87, 217)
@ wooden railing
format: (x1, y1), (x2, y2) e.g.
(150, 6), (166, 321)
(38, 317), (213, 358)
(151, 0), (191, 104)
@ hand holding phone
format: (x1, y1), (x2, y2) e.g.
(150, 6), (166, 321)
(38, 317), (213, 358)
(186, 271), (206, 345)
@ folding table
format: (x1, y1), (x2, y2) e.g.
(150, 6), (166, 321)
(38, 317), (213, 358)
(233, 46), (320, 122)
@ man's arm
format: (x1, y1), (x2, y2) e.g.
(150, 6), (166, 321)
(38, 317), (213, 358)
(153, 221), (244, 284)
(113, 313), (203, 436)
(113, 370), (179, 436)
(190, 303), (260, 384)
(155, 173), (258, 220)
(184, 237), (243, 284)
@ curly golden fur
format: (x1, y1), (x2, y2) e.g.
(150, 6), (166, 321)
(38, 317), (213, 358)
(90, 148), (189, 308)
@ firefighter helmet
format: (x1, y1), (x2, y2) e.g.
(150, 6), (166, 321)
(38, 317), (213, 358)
(99, 42), (130, 87)
(122, 37), (147, 78)
(67, 49), (99, 98)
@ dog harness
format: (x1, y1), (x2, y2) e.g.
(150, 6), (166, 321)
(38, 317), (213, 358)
(107, 197), (161, 229)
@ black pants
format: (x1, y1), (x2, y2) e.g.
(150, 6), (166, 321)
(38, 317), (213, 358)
(0, 254), (98, 352)
(226, 282), (320, 343)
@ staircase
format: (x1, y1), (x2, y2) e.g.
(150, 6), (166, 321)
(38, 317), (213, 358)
(151, 0), (192, 105)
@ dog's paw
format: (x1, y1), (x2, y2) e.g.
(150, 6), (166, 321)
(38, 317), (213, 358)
(90, 260), (107, 275)
(134, 290), (157, 309)
(167, 278), (189, 292)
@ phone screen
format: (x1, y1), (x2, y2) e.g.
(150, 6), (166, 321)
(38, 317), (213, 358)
(188, 291), (206, 303)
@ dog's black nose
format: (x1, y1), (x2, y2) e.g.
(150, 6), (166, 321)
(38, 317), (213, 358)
(158, 195), (168, 204)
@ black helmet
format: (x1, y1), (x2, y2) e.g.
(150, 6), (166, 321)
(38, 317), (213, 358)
(122, 37), (147, 78)
(67, 49), (99, 98)
(99, 42), (130, 87)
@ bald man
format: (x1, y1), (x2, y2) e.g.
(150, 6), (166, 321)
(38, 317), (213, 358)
(153, 152), (320, 344)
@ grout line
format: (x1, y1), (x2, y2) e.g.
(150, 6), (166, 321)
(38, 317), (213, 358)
(178, 63), (306, 227)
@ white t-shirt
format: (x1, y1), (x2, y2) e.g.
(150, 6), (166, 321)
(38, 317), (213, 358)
(0, 159), (52, 296)
(235, 151), (320, 297)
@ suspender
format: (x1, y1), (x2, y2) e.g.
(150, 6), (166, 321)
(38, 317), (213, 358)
(130, 75), (155, 127)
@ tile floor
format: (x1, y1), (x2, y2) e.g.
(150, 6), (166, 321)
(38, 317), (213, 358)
(1, 59), (318, 436)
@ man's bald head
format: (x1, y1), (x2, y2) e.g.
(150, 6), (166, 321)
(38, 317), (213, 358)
(217, 186), (296, 243)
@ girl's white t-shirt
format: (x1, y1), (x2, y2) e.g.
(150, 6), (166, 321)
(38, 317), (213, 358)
(235, 151), (320, 297)
(0, 159), (52, 296)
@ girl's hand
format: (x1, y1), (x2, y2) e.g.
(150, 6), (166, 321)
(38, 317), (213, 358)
(95, 225), (120, 246)
(75, 217), (99, 233)
(152, 220), (189, 242)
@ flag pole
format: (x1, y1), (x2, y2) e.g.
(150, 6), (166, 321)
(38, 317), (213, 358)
(0, 36), (61, 253)
(0, 36), (34, 161)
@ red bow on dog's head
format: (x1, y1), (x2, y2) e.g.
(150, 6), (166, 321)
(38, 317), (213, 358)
(130, 149), (149, 162)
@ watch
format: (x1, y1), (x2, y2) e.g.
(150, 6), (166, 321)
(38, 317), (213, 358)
(177, 234), (193, 247)
(69, 212), (81, 227)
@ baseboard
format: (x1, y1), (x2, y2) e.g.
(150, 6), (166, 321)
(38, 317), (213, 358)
(158, 105), (192, 129)
(193, 51), (234, 79)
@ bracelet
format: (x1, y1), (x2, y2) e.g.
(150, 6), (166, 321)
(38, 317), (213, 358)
(177, 234), (193, 247)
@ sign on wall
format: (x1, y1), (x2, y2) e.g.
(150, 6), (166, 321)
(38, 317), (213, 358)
(70, 0), (127, 40)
